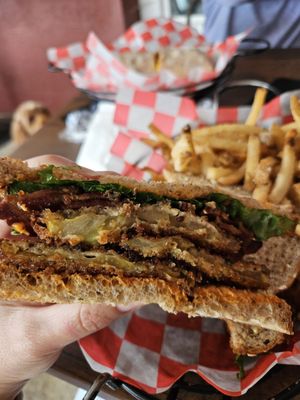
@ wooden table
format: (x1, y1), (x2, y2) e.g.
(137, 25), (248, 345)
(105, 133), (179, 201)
(11, 49), (300, 399)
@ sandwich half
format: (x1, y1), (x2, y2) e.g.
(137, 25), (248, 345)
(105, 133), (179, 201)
(0, 157), (299, 354)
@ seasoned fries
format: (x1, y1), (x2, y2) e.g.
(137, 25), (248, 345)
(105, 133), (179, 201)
(171, 126), (195, 172)
(252, 157), (278, 203)
(244, 135), (261, 191)
(289, 183), (300, 208)
(192, 124), (261, 137)
(149, 123), (174, 149)
(145, 90), (300, 211)
(269, 130), (297, 204)
(194, 137), (248, 155)
(218, 163), (245, 185)
(206, 166), (236, 181)
(245, 88), (267, 126)
(290, 96), (300, 125)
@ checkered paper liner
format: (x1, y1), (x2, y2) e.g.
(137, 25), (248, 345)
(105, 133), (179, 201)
(80, 307), (300, 397)
(79, 88), (300, 397)
(47, 18), (244, 94)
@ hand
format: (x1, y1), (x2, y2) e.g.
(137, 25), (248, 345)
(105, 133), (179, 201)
(0, 155), (138, 400)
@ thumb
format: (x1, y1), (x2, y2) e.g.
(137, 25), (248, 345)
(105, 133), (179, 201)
(35, 303), (137, 352)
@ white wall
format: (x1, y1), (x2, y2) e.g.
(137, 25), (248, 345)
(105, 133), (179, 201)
(138, 0), (205, 33)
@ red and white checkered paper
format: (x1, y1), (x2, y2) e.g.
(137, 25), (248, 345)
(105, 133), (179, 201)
(102, 88), (297, 180)
(79, 88), (300, 397)
(47, 18), (244, 94)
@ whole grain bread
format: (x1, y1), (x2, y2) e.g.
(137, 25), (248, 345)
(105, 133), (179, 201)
(184, 286), (292, 334)
(226, 321), (286, 355)
(0, 245), (293, 334)
(0, 263), (185, 313)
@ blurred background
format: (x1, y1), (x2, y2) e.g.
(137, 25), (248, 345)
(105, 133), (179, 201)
(0, 0), (204, 151)
(0, 0), (205, 114)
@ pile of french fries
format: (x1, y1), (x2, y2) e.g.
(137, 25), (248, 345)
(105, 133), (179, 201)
(143, 89), (300, 211)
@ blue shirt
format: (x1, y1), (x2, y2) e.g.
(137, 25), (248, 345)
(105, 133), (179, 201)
(202, 0), (300, 48)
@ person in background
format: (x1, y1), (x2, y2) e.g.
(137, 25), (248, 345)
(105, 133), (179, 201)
(0, 155), (139, 400)
(202, 0), (300, 48)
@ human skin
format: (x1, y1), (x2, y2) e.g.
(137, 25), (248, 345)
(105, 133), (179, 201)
(0, 155), (139, 400)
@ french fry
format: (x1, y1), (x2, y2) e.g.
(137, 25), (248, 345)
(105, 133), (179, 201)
(254, 156), (278, 186)
(188, 157), (202, 175)
(295, 160), (300, 178)
(215, 151), (243, 168)
(245, 88), (267, 126)
(161, 146), (172, 162)
(252, 157), (278, 203)
(217, 163), (246, 186)
(290, 96), (300, 124)
(192, 124), (261, 138)
(200, 150), (215, 177)
(206, 166), (236, 181)
(271, 124), (285, 150)
(142, 138), (172, 162)
(244, 134), (261, 191)
(289, 183), (300, 208)
(259, 129), (274, 147)
(171, 130), (195, 172)
(153, 51), (161, 72)
(141, 138), (162, 149)
(269, 125), (300, 156)
(281, 121), (298, 132)
(192, 125), (261, 155)
(269, 130), (297, 204)
(193, 136), (248, 155)
(295, 223), (300, 236)
(149, 123), (174, 149)
(252, 185), (271, 204)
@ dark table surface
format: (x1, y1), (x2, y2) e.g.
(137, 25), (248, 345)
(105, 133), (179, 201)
(11, 48), (300, 399)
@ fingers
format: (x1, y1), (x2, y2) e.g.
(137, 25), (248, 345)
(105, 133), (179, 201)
(35, 303), (140, 352)
(0, 220), (11, 238)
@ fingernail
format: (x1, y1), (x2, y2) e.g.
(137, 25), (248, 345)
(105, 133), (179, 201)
(116, 302), (143, 312)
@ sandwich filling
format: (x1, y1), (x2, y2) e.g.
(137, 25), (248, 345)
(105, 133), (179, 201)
(0, 165), (295, 293)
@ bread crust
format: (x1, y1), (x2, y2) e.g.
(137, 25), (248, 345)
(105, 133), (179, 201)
(0, 264), (186, 313)
(183, 286), (292, 334)
(0, 255), (292, 334)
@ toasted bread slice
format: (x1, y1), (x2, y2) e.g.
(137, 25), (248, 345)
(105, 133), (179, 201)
(226, 321), (286, 355)
(186, 286), (292, 334)
(0, 240), (293, 334)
